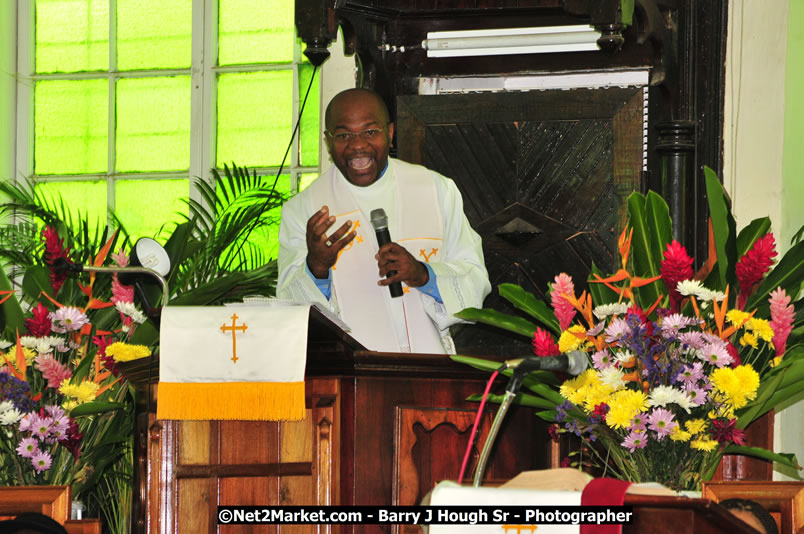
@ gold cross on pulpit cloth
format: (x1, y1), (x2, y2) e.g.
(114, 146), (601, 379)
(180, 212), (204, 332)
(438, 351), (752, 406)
(157, 305), (310, 421)
(220, 313), (248, 363)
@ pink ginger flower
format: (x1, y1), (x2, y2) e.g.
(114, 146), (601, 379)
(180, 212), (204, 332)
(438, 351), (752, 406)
(660, 241), (694, 312)
(736, 233), (777, 309)
(551, 273), (577, 331)
(111, 248), (130, 267)
(532, 327), (561, 357)
(34, 354), (72, 389)
(111, 275), (135, 304)
(769, 288), (795, 356)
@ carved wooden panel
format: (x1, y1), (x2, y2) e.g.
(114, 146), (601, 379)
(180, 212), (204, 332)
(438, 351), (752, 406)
(397, 88), (645, 353)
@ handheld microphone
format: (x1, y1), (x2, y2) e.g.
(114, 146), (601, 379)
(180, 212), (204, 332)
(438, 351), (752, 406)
(369, 208), (403, 298)
(503, 350), (589, 376)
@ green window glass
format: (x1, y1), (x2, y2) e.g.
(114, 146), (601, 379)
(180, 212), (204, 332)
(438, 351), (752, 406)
(35, 0), (109, 73)
(34, 79), (108, 175)
(37, 180), (108, 232)
(115, 179), (189, 242)
(218, 0), (294, 65)
(216, 70), (293, 168)
(116, 76), (192, 172)
(117, 0), (192, 71)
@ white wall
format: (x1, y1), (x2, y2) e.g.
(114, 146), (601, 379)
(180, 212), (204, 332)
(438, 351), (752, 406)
(0, 0), (16, 191)
(317, 28), (357, 172)
(724, 0), (803, 480)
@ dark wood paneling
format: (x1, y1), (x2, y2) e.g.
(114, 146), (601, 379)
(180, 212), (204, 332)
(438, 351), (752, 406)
(398, 88), (643, 353)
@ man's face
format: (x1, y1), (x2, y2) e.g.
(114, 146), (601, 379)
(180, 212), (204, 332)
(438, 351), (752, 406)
(325, 93), (395, 187)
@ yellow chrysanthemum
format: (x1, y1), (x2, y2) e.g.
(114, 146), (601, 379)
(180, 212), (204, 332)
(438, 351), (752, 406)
(59, 381), (100, 404)
(771, 356), (783, 368)
(581, 381), (615, 412)
(747, 318), (774, 342)
(726, 309), (751, 328)
(605, 389), (649, 429)
(1, 346), (36, 369)
(739, 332), (758, 349)
(710, 365), (759, 409)
(690, 437), (719, 452)
(685, 419), (707, 435)
(105, 342), (151, 362)
(669, 427), (692, 442)
(559, 369), (601, 407)
(62, 400), (78, 412)
(558, 325), (587, 353)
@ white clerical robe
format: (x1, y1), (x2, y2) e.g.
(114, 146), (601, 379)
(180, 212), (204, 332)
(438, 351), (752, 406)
(277, 158), (490, 353)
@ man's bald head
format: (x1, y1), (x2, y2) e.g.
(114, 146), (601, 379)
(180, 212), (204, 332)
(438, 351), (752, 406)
(323, 88), (395, 187)
(325, 88), (390, 132)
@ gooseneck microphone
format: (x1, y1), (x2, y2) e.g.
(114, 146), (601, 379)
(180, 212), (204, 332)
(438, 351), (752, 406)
(370, 208), (403, 298)
(502, 350), (589, 375)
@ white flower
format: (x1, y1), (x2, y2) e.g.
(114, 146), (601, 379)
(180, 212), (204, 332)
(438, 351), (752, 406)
(115, 301), (146, 324)
(676, 279), (707, 299)
(0, 407), (22, 426)
(648, 385), (682, 407)
(614, 350), (635, 365)
(0, 340), (12, 350)
(593, 302), (629, 320)
(0, 400), (13, 413)
(699, 288), (726, 302)
(674, 392), (694, 414)
(21, 336), (59, 355)
(598, 366), (626, 390)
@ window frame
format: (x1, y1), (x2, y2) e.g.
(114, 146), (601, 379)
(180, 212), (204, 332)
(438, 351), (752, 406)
(15, 0), (319, 231)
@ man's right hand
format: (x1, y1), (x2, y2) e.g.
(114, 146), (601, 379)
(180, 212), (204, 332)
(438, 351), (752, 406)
(306, 205), (356, 279)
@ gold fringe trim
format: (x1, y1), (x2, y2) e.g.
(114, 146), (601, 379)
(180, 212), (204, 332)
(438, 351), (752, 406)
(156, 382), (305, 421)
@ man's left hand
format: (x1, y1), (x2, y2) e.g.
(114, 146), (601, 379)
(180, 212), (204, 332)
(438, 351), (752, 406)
(375, 243), (429, 288)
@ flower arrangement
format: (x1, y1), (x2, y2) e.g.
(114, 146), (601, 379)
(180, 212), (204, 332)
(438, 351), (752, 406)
(454, 168), (803, 491)
(0, 227), (152, 532)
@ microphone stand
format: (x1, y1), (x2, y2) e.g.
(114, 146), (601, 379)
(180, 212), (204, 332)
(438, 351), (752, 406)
(472, 367), (528, 487)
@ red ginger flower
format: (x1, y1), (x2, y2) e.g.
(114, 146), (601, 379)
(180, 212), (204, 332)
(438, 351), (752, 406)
(736, 233), (777, 309)
(532, 327), (561, 357)
(660, 240), (694, 312)
(551, 273), (577, 331)
(42, 226), (72, 295)
(24, 302), (52, 337)
(711, 418), (745, 445)
(769, 288), (794, 356)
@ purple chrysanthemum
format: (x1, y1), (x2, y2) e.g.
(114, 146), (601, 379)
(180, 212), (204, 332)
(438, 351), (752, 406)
(622, 431), (649, 453)
(700, 342), (733, 368)
(48, 307), (89, 334)
(592, 350), (614, 370)
(31, 450), (52, 473)
(647, 408), (678, 441)
(629, 413), (647, 432)
(605, 318), (629, 344)
(16, 437), (39, 458)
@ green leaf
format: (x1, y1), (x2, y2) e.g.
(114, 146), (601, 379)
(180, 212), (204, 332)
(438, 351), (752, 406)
(450, 354), (504, 373)
(499, 283), (559, 334)
(736, 217), (772, 259)
(721, 445), (801, 471)
(453, 308), (538, 339)
(70, 401), (126, 417)
(536, 410), (558, 422)
(627, 191), (669, 308)
(747, 239), (804, 311)
(21, 265), (53, 303)
(469, 392), (557, 410)
(0, 266), (25, 338)
(703, 166), (738, 290)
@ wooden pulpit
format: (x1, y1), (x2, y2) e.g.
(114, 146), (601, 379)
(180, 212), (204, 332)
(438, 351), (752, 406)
(120, 308), (546, 534)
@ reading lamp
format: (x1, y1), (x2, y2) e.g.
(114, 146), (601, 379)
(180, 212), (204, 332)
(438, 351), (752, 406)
(423, 25), (602, 58)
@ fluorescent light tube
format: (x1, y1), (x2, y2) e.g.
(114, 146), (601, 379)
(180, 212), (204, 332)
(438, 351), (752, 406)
(424, 25), (601, 57)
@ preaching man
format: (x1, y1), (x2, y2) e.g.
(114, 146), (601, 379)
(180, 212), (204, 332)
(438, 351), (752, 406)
(277, 88), (490, 354)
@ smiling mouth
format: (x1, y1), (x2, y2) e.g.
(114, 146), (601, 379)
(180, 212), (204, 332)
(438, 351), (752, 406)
(348, 157), (373, 171)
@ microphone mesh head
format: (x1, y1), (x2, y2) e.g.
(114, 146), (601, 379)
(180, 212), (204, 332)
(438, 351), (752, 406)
(567, 350), (590, 376)
(370, 208), (388, 230)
